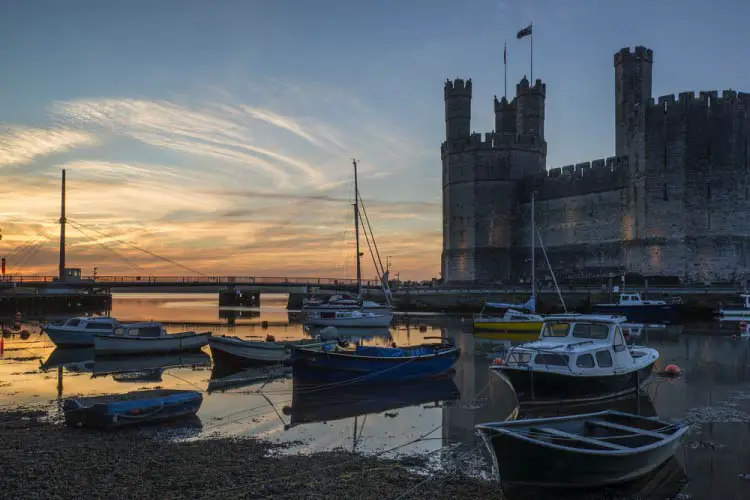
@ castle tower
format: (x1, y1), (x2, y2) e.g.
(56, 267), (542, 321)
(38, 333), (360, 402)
(494, 96), (516, 139)
(614, 47), (653, 161)
(444, 79), (472, 141)
(515, 76), (546, 146)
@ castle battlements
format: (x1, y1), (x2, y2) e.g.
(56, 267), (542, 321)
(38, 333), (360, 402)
(444, 78), (472, 98)
(614, 46), (653, 66)
(516, 77), (546, 97)
(519, 156), (630, 201)
(441, 130), (545, 157)
(651, 89), (750, 111)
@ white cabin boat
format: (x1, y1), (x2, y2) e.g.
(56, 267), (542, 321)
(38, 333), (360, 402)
(303, 295), (393, 315)
(208, 335), (334, 364)
(305, 309), (392, 328)
(592, 293), (679, 323)
(44, 316), (120, 347)
(717, 294), (750, 319)
(93, 322), (211, 355)
(492, 314), (659, 402)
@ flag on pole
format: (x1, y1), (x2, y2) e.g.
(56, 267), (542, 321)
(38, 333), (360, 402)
(516, 24), (532, 39)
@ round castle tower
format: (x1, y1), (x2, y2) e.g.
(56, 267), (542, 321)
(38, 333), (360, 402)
(441, 76), (547, 283)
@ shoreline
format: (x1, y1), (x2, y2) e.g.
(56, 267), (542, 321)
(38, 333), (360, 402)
(0, 407), (498, 500)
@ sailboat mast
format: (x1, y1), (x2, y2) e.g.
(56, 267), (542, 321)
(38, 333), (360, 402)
(353, 159), (362, 297)
(531, 191), (535, 302)
(59, 169), (66, 280)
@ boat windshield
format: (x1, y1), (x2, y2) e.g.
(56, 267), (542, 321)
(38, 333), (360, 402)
(571, 323), (610, 340)
(541, 322), (571, 337)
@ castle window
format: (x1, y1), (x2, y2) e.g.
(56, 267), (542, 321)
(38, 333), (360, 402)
(663, 183), (668, 201)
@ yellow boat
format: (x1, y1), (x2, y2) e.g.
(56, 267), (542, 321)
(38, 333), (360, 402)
(472, 300), (543, 340)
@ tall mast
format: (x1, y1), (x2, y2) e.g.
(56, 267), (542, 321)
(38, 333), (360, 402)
(59, 169), (66, 280)
(353, 159), (361, 297)
(531, 191), (535, 304)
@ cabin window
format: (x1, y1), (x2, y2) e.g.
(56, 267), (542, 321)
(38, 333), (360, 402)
(139, 326), (163, 338)
(128, 329), (140, 336)
(85, 322), (110, 330)
(541, 323), (570, 337)
(535, 353), (569, 366)
(572, 323), (609, 340)
(65, 319), (81, 327)
(114, 328), (125, 336)
(613, 327), (626, 352)
(595, 350), (613, 367)
(507, 352), (531, 364)
(576, 354), (595, 368)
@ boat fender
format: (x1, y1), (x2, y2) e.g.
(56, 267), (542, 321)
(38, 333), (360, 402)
(391, 342), (397, 348)
(662, 364), (681, 376)
(491, 357), (505, 366)
(265, 334), (276, 342)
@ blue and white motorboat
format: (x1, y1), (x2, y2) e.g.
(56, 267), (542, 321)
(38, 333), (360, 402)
(290, 337), (460, 383)
(491, 314), (659, 402)
(43, 316), (120, 347)
(63, 389), (203, 428)
(93, 322), (211, 355)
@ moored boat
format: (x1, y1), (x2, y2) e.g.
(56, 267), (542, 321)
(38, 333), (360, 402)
(591, 293), (679, 323)
(491, 314), (658, 401)
(291, 337), (460, 383)
(476, 410), (688, 488)
(303, 295), (393, 314)
(472, 301), (544, 338)
(63, 389), (203, 428)
(208, 334), (334, 365)
(717, 293), (750, 319)
(43, 316), (120, 347)
(305, 309), (392, 328)
(93, 322), (210, 355)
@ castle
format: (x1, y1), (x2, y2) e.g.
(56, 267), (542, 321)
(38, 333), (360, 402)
(441, 46), (750, 284)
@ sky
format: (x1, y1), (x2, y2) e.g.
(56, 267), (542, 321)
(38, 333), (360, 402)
(0, 0), (748, 280)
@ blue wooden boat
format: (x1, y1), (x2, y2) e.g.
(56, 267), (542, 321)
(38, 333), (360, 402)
(63, 389), (203, 428)
(290, 337), (460, 383)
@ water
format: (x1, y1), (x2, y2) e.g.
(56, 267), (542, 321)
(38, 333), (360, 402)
(1, 293), (750, 498)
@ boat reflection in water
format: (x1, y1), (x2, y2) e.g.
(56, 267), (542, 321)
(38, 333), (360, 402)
(40, 347), (211, 382)
(282, 375), (461, 428)
(501, 456), (687, 500)
(207, 364), (292, 393)
(304, 326), (392, 342)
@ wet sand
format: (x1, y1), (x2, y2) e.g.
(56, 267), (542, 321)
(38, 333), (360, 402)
(0, 408), (498, 500)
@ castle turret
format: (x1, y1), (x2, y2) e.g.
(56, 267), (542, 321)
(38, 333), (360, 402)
(515, 76), (546, 142)
(614, 46), (653, 159)
(444, 78), (472, 141)
(494, 96), (516, 139)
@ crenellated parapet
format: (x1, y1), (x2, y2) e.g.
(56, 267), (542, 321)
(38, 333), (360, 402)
(441, 130), (546, 157)
(650, 89), (750, 111)
(614, 46), (653, 66)
(520, 156), (630, 201)
(444, 78), (472, 98)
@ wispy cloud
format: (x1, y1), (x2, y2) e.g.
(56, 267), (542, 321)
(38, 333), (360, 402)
(0, 126), (96, 167)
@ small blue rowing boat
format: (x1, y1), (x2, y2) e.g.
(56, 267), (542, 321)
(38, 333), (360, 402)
(290, 337), (460, 383)
(63, 389), (203, 428)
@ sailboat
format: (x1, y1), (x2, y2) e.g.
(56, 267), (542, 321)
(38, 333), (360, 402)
(473, 192), (544, 337)
(304, 159), (393, 328)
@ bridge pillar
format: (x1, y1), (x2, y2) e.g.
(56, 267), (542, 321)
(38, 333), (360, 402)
(218, 288), (260, 308)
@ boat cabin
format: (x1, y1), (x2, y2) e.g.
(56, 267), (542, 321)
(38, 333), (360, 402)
(609, 293), (666, 306)
(499, 315), (655, 374)
(62, 316), (119, 331)
(113, 322), (166, 338)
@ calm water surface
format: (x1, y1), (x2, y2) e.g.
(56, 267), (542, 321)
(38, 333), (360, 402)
(1, 293), (749, 499)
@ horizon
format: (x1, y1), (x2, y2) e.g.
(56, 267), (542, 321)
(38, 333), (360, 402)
(1, 0), (748, 280)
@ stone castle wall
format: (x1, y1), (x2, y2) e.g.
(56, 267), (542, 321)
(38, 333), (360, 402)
(441, 47), (750, 284)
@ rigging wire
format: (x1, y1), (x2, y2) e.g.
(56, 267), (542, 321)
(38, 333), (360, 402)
(358, 193), (387, 278)
(4, 223), (54, 262)
(68, 221), (150, 276)
(68, 218), (207, 276)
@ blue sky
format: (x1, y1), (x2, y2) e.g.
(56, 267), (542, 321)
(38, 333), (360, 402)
(0, 0), (747, 279)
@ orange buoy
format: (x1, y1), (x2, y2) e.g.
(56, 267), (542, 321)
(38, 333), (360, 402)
(663, 364), (681, 376)
(492, 357), (506, 366)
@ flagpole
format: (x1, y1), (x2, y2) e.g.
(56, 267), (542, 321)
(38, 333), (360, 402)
(530, 23), (534, 83)
(504, 41), (507, 99)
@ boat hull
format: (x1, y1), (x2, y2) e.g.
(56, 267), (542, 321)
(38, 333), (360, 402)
(93, 332), (211, 355)
(45, 327), (112, 347)
(479, 423), (684, 488)
(208, 336), (289, 364)
(303, 305), (393, 314)
(305, 314), (392, 328)
(472, 319), (543, 333)
(63, 389), (203, 429)
(718, 308), (750, 318)
(495, 363), (655, 402)
(291, 346), (461, 383)
(590, 304), (679, 323)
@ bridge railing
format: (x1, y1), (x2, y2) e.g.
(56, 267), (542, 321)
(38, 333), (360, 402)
(0, 275), (381, 287)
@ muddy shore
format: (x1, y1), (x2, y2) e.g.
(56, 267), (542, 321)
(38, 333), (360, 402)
(0, 408), (498, 500)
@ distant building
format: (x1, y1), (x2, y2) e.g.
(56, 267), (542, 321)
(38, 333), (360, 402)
(441, 46), (750, 284)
